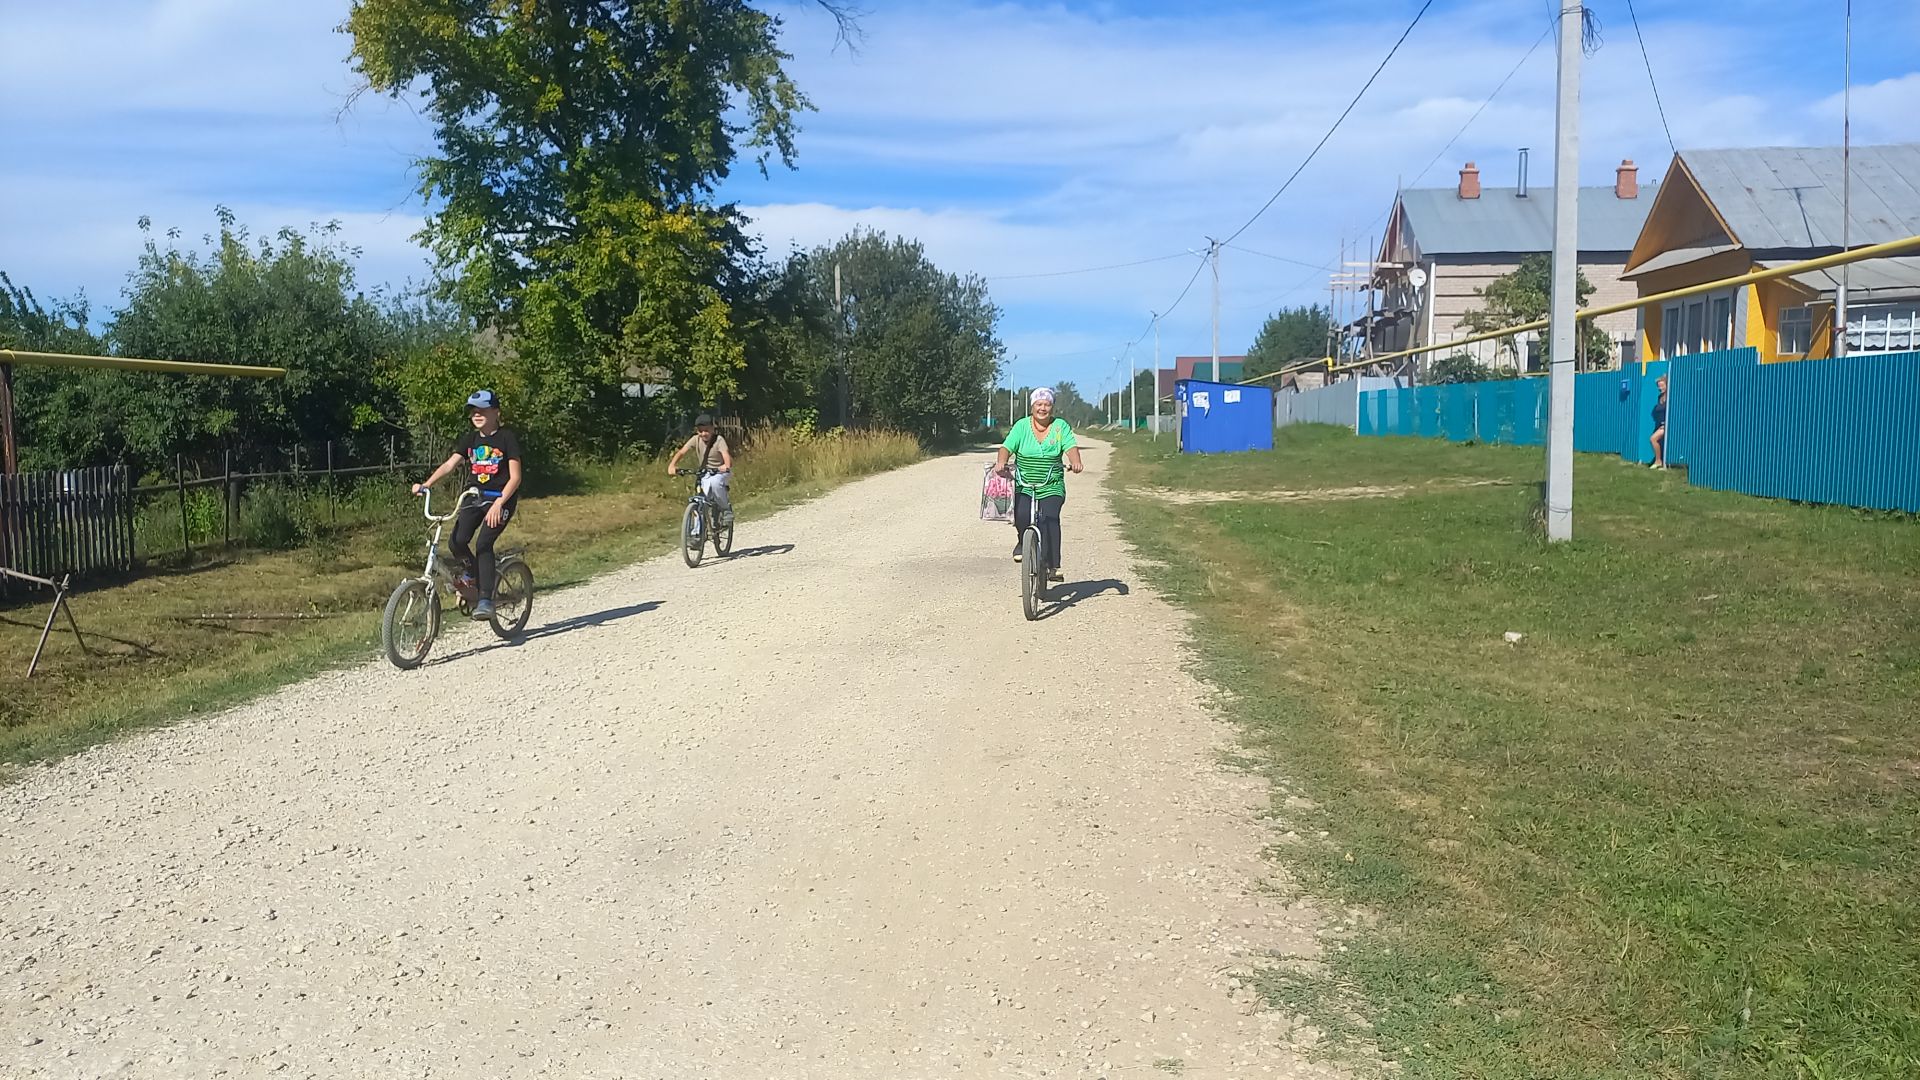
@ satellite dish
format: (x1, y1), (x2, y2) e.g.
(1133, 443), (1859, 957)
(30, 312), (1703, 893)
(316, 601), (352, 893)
(1408, 268), (1428, 288)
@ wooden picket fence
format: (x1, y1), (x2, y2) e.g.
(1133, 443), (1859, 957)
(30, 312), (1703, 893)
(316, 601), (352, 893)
(0, 465), (134, 596)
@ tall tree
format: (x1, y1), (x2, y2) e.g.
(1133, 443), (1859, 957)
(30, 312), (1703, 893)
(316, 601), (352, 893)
(808, 230), (1001, 443)
(344, 0), (851, 453)
(1244, 304), (1332, 380)
(1459, 254), (1612, 369)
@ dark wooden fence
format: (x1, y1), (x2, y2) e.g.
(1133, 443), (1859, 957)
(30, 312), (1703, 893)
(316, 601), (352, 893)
(0, 465), (134, 594)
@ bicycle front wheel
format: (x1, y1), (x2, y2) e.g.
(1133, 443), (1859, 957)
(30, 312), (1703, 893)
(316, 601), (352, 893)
(682, 502), (705, 568)
(382, 579), (440, 669)
(1020, 528), (1043, 621)
(490, 561), (535, 639)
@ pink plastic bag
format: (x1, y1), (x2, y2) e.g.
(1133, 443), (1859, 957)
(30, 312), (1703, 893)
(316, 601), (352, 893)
(980, 464), (1014, 522)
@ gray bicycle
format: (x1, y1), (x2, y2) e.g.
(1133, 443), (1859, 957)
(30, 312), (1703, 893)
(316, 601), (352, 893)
(381, 487), (535, 669)
(1010, 459), (1065, 621)
(676, 467), (734, 568)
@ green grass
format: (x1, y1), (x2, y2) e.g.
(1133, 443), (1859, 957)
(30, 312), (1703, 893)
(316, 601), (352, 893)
(1107, 426), (1920, 1080)
(0, 426), (921, 770)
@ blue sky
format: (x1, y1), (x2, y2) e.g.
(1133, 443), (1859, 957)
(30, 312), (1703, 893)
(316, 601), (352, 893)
(2, 0), (1916, 398)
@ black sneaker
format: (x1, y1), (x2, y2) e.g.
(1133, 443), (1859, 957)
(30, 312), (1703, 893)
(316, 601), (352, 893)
(472, 599), (495, 621)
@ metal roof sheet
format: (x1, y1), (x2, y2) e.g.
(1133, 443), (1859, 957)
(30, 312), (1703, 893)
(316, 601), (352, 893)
(1619, 243), (1741, 280)
(1681, 145), (1920, 250)
(1768, 256), (1920, 299)
(1396, 183), (1658, 256)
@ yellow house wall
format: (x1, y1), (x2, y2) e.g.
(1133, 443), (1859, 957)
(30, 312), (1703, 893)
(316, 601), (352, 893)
(1632, 250), (1756, 361)
(1754, 279), (1832, 362)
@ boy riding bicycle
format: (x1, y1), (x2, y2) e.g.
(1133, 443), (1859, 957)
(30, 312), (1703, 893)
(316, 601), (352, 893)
(411, 390), (524, 621)
(666, 413), (734, 526)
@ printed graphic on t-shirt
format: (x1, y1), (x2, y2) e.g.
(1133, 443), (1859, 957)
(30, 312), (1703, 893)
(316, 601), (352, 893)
(469, 444), (505, 487)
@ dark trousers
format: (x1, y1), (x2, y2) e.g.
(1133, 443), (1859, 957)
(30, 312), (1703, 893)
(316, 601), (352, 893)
(450, 503), (512, 598)
(1012, 493), (1065, 570)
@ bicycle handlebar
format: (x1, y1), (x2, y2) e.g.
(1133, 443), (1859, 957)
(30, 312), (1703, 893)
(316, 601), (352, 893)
(417, 486), (485, 522)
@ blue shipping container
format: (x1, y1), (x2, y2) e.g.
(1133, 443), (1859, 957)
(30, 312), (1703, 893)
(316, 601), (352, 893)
(1176, 379), (1275, 454)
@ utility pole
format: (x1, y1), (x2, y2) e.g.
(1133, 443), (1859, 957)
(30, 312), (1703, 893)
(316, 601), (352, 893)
(1129, 361), (1137, 432)
(833, 262), (849, 427)
(1837, 0), (1853, 358)
(1208, 238), (1222, 382)
(1544, 0), (1583, 543)
(1151, 311), (1162, 440)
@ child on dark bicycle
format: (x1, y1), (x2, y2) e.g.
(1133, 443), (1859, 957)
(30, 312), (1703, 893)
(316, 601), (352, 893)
(666, 413), (734, 526)
(411, 390), (524, 620)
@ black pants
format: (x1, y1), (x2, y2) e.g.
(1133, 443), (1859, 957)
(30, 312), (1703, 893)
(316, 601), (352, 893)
(1012, 493), (1065, 570)
(451, 503), (512, 599)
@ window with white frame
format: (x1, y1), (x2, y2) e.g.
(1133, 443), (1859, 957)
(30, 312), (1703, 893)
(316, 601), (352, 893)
(1661, 291), (1737, 358)
(1778, 305), (1813, 355)
(1845, 301), (1920, 353)
(1661, 303), (1683, 358)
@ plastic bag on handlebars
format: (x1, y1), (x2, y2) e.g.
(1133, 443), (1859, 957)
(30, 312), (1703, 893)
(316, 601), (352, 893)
(980, 463), (1015, 522)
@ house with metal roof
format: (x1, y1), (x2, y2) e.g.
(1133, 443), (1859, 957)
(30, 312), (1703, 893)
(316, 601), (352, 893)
(1373, 155), (1657, 371)
(1622, 144), (1920, 362)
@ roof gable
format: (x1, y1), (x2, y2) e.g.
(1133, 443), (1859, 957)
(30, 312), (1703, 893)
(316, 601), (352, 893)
(1677, 144), (1920, 252)
(1625, 156), (1736, 272)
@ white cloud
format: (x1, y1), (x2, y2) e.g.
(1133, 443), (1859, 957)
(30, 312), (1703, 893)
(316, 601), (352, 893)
(3, 0), (1913, 393)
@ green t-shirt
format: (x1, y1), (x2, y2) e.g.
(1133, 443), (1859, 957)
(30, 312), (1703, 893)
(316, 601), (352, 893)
(1001, 418), (1077, 498)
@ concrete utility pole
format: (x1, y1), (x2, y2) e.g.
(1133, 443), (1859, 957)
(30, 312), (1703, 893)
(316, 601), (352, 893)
(1837, 0), (1853, 357)
(834, 262), (849, 427)
(1151, 312), (1162, 439)
(1208, 238), (1222, 382)
(1128, 361), (1136, 432)
(1544, 1), (1583, 542)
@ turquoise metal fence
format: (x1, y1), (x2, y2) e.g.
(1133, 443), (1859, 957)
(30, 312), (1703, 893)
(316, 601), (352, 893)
(1353, 346), (1920, 512)
(1670, 348), (1920, 511)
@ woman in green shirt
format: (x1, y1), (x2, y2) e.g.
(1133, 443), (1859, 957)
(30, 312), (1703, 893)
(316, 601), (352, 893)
(993, 387), (1084, 581)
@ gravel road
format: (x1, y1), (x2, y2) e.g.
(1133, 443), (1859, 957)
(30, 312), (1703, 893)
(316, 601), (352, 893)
(1, 443), (1341, 1079)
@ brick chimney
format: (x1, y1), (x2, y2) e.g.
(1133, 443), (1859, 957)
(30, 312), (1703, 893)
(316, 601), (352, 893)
(1616, 159), (1639, 199)
(1458, 162), (1481, 200)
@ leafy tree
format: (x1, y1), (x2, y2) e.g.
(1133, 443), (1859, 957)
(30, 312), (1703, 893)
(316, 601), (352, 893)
(1427, 353), (1518, 384)
(806, 230), (1001, 443)
(1049, 382), (1098, 428)
(344, 0), (855, 454)
(1245, 304), (1332, 380)
(2, 274), (107, 471)
(1459, 254), (1611, 370)
(9, 214), (406, 477)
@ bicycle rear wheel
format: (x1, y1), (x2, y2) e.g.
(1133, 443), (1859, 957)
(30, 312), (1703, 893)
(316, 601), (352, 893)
(681, 502), (704, 568)
(1020, 527), (1043, 621)
(714, 513), (734, 557)
(489, 561), (535, 639)
(382, 579), (440, 670)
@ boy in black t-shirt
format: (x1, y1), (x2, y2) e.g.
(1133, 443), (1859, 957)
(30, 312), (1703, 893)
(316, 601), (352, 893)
(412, 390), (524, 620)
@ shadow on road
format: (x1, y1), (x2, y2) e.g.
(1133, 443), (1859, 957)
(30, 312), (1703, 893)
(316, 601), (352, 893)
(724, 543), (796, 560)
(1036, 578), (1130, 620)
(429, 600), (665, 665)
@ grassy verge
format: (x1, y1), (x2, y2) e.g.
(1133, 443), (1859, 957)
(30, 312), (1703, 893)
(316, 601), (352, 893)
(0, 427), (921, 770)
(1107, 425), (1920, 1079)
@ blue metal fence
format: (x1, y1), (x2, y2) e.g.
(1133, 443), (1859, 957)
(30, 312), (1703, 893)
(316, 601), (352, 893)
(1671, 348), (1920, 511)
(1353, 346), (1920, 513)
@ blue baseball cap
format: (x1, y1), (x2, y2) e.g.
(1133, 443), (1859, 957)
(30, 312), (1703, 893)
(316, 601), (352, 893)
(466, 389), (499, 410)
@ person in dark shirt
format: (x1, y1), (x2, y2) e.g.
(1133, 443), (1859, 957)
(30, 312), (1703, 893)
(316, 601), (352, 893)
(411, 390), (524, 620)
(1649, 375), (1669, 469)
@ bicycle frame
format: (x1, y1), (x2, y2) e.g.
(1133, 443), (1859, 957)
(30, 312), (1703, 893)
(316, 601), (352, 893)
(412, 486), (485, 590)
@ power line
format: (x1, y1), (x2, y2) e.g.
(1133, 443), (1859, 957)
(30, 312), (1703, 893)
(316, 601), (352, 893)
(1221, 0), (1437, 247)
(1406, 25), (1552, 191)
(1624, 0), (1676, 153)
(1223, 243), (1332, 271)
(987, 251), (1191, 281)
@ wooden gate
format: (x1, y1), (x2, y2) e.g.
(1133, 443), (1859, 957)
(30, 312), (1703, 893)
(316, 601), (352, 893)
(0, 465), (134, 595)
